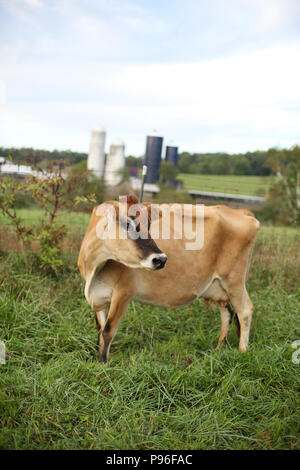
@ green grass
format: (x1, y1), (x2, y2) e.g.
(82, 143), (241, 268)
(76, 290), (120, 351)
(179, 174), (273, 197)
(0, 208), (90, 231)
(0, 225), (300, 449)
(0, 209), (90, 249)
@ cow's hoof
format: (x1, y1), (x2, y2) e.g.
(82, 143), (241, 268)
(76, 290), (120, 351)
(98, 354), (108, 363)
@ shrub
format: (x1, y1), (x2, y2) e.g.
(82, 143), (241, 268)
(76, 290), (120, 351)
(0, 161), (96, 274)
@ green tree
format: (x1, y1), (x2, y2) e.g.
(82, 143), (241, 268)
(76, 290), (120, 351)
(209, 157), (228, 174)
(265, 146), (300, 226)
(231, 156), (251, 175)
(125, 155), (143, 169)
(159, 161), (179, 183)
(178, 152), (193, 173)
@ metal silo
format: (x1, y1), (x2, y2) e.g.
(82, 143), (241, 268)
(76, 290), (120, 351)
(87, 125), (106, 178)
(165, 143), (178, 167)
(105, 138), (125, 186)
(144, 132), (163, 184)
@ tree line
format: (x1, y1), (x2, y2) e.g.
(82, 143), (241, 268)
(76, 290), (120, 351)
(1, 145), (299, 226)
(0, 146), (273, 176)
(177, 151), (271, 176)
(0, 147), (88, 165)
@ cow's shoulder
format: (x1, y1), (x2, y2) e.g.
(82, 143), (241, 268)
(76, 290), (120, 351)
(78, 203), (110, 278)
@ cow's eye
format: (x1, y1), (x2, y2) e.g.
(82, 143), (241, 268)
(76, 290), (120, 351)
(128, 216), (138, 230)
(126, 218), (136, 231)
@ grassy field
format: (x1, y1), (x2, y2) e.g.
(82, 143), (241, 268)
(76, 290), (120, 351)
(0, 209), (90, 251)
(0, 218), (300, 449)
(0, 208), (90, 233)
(179, 174), (272, 196)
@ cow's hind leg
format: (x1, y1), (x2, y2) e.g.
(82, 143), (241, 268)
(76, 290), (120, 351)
(227, 288), (254, 352)
(237, 297), (254, 352)
(216, 303), (232, 350)
(95, 308), (108, 355)
(225, 302), (241, 339)
(203, 280), (238, 350)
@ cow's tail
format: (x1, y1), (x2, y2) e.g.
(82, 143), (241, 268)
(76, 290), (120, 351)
(245, 243), (255, 281)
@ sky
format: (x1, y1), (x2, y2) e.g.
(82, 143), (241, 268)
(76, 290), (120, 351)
(0, 0), (300, 156)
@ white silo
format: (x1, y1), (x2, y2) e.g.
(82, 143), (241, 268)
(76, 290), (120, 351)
(87, 125), (106, 178)
(105, 139), (125, 186)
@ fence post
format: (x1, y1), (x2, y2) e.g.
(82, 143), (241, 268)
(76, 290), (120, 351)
(139, 165), (147, 203)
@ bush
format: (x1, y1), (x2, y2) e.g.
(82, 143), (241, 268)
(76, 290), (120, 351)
(0, 161), (96, 274)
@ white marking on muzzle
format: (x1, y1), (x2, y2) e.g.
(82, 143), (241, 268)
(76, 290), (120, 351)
(140, 253), (167, 270)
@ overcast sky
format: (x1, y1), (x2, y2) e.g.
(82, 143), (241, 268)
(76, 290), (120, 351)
(1, 0), (300, 156)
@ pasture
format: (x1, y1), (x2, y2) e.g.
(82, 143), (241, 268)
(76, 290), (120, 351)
(179, 174), (272, 196)
(0, 212), (299, 450)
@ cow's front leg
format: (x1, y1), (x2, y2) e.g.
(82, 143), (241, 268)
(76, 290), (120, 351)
(99, 269), (137, 363)
(99, 292), (131, 363)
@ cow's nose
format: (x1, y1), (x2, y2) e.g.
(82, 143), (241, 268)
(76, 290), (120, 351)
(152, 254), (167, 270)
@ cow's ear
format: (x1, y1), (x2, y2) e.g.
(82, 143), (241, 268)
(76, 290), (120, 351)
(126, 194), (139, 205)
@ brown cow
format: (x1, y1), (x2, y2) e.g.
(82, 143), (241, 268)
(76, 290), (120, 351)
(78, 194), (259, 362)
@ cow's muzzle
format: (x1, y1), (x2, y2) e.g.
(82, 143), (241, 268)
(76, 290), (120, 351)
(140, 253), (168, 270)
(152, 254), (167, 270)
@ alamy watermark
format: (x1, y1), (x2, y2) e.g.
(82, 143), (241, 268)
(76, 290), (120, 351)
(291, 340), (300, 364)
(95, 197), (205, 251)
(0, 341), (6, 364)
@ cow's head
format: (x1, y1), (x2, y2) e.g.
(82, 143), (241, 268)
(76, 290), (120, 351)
(95, 194), (167, 270)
